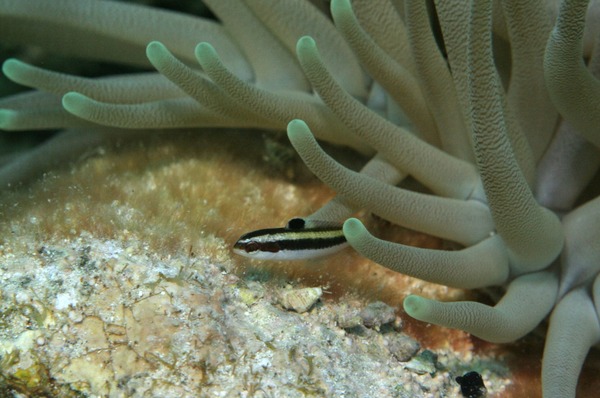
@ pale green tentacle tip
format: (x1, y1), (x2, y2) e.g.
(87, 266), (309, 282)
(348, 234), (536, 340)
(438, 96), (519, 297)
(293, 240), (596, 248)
(331, 0), (353, 15)
(330, 0), (361, 43)
(146, 41), (177, 72)
(342, 217), (367, 242)
(62, 91), (91, 117)
(296, 35), (317, 55)
(296, 36), (323, 75)
(2, 58), (30, 85)
(194, 42), (219, 63)
(287, 119), (313, 142)
(403, 295), (432, 321)
(0, 109), (18, 130)
(145, 40), (168, 60)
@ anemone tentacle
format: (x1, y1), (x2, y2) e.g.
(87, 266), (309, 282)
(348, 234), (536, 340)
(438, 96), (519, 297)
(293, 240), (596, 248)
(404, 271), (559, 344)
(195, 42), (367, 151)
(404, 0), (473, 162)
(500, 0), (558, 162)
(0, 92), (94, 130)
(2, 59), (183, 101)
(202, 0), (310, 91)
(307, 153), (406, 223)
(287, 119), (494, 245)
(467, 0), (563, 273)
(542, 287), (600, 397)
(330, 0), (438, 147)
(535, 120), (600, 212)
(558, 197), (600, 296)
(343, 217), (509, 289)
(0, 0), (252, 76)
(544, 0), (600, 148)
(244, 0), (369, 97)
(295, 36), (481, 200)
(145, 41), (272, 126)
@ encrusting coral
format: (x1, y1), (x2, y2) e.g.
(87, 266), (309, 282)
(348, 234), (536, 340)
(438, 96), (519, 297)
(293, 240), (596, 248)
(1, 0), (600, 396)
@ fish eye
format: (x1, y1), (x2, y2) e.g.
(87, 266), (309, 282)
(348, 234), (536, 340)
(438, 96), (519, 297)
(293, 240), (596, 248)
(245, 242), (260, 253)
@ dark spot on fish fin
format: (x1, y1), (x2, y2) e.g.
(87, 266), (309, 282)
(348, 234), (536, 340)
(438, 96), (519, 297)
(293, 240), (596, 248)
(286, 218), (306, 230)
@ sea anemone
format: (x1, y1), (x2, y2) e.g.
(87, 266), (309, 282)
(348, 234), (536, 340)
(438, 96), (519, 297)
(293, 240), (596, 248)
(1, 0), (600, 396)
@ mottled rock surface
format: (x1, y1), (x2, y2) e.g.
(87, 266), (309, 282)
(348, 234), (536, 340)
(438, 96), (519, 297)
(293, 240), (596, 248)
(0, 233), (510, 397)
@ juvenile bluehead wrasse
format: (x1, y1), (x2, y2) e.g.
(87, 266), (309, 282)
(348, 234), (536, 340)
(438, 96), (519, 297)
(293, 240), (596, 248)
(233, 218), (348, 260)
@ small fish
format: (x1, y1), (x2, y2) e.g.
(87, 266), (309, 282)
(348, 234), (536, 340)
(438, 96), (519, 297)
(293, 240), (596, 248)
(233, 218), (348, 260)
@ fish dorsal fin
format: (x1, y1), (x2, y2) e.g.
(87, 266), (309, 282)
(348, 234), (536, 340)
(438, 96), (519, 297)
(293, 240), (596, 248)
(285, 217), (343, 230)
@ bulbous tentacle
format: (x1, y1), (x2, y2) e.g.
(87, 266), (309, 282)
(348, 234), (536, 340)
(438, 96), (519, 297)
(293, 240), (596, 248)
(404, 271), (559, 343)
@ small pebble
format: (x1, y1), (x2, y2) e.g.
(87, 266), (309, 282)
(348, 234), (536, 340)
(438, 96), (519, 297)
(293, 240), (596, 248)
(404, 350), (438, 375)
(360, 301), (396, 329)
(279, 287), (322, 313)
(336, 309), (362, 329)
(68, 310), (84, 323)
(385, 333), (420, 362)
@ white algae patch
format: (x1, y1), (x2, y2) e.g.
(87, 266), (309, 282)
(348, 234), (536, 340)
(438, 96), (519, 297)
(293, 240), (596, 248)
(0, 233), (511, 397)
(54, 290), (78, 311)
